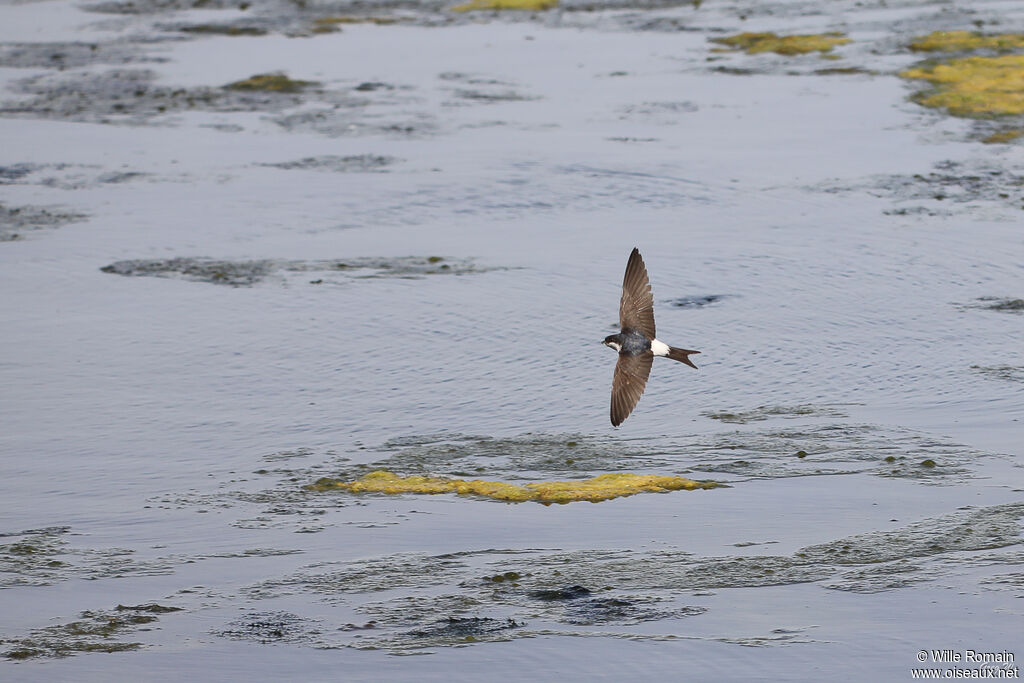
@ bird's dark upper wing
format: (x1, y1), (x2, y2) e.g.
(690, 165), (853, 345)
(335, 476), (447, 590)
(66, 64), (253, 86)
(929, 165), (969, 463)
(619, 247), (656, 338)
(610, 352), (654, 427)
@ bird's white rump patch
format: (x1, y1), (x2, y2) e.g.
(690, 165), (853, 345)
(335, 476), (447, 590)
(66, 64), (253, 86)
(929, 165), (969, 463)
(651, 339), (670, 356)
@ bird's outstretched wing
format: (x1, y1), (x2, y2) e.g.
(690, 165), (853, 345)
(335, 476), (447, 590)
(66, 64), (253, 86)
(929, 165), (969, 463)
(610, 352), (654, 426)
(619, 247), (656, 338)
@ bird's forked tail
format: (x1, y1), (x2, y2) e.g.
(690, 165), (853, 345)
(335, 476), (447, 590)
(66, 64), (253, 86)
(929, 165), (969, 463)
(667, 347), (700, 369)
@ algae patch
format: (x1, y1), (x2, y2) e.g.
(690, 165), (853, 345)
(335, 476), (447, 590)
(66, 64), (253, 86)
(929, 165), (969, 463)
(100, 256), (493, 286)
(971, 365), (1024, 383)
(2, 604), (181, 660)
(306, 470), (718, 504)
(967, 296), (1024, 313)
(909, 31), (1024, 53)
(341, 426), (991, 493)
(439, 71), (538, 105)
(666, 294), (732, 308)
(901, 55), (1024, 117)
(557, 596), (706, 626)
(179, 24), (269, 37)
(0, 41), (165, 69)
(312, 16), (399, 29)
(690, 423), (986, 484)
(273, 108), (437, 139)
(244, 504), (1024, 653)
(101, 258), (274, 286)
(982, 128), (1024, 144)
(225, 73), (317, 93)
(0, 69), (315, 123)
(0, 65), (418, 137)
(1, 525), (297, 587)
(175, 424), (997, 542)
(710, 32), (850, 56)
(0, 162), (155, 190)
(259, 154), (398, 172)
(0, 527), (72, 585)
(615, 100), (698, 124)
(703, 404), (848, 424)
(452, 0), (558, 11)
(823, 159), (1024, 214)
(407, 616), (523, 642)
(218, 611), (320, 644)
(343, 433), (692, 482)
(1, 203), (88, 242)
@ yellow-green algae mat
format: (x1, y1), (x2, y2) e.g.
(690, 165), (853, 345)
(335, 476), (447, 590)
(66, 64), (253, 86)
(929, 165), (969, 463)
(901, 31), (1024, 143)
(908, 30), (1024, 53)
(902, 55), (1024, 116)
(710, 32), (850, 56)
(451, 0), (557, 11)
(307, 470), (719, 504)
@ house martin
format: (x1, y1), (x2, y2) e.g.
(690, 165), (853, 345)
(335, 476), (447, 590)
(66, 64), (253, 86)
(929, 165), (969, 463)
(604, 247), (699, 426)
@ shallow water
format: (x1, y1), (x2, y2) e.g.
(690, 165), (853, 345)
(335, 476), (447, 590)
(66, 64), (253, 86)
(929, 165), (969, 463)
(2, 0), (1023, 679)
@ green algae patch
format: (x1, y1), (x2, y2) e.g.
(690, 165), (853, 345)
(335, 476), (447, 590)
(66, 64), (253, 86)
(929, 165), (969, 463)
(306, 470), (717, 504)
(452, 0), (557, 11)
(311, 17), (402, 34)
(901, 56), (1024, 116)
(527, 473), (717, 504)
(1, 604), (180, 660)
(180, 24), (268, 37)
(703, 404), (847, 424)
(815, 66), (873, 76)
(909, 31), (1024, 53)
(1, 527), (72, 586)
(982, 128), (1024, 143)
(408, 616), (522, 640)
(250, 503), (1024, 653)
(969, 296), (1024, 312)
(225, 73), (317, 93)
(219, 611), (319, 644)
(1, 203), (88, 242)
(313, 16), (398, 27)
(710, 32), (850, 56)
(971, 364), (1024, 382)
(100, 255), (491, 286)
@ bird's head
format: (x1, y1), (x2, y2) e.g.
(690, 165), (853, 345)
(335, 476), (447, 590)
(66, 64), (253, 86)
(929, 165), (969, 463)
(603, 335), (622, 352)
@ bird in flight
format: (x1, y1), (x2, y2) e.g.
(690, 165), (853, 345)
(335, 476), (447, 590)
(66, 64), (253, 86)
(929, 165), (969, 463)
(603, 248), (699, 426)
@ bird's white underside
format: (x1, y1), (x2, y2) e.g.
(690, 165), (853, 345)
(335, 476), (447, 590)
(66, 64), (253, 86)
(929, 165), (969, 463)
(604, 339), (669, 355)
